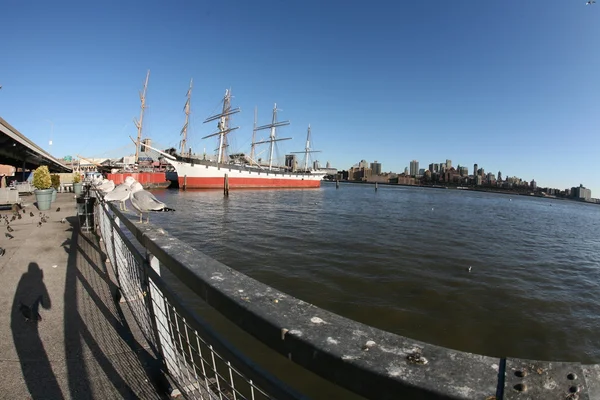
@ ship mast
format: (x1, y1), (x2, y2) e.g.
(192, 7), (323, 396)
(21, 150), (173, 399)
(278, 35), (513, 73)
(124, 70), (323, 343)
(292, 124), (321, 171)
(253, 104), (291, 170)
(250, 106), (258, 162)
(202, 89), (240, 164)
(134, 70), (150, 164)
(180, 78), (193, 155)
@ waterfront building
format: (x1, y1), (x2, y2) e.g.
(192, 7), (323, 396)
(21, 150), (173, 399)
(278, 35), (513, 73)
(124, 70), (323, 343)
(498, 171), (502, 181)
(370, 161), (382, 175)
(530, 179), (537, 190)
(572, 184), (591, 201)
(428, 163), (435, 173)
(446, 159), (452, 170)
(410, 160), (419, 177)
(476, 175), (483, 186)
(359, 159), (369, 169)
(285, 154), (297, 172)
(458, 166), (469, 177)
(473, 163), (478, 176)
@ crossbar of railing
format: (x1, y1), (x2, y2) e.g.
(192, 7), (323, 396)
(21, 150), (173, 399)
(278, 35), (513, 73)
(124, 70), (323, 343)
(94, 195), (306, 400)
(91, 188), (600, 400)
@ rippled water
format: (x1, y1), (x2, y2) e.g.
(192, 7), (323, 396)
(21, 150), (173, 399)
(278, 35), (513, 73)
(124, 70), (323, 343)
(148, 182), (600, 364)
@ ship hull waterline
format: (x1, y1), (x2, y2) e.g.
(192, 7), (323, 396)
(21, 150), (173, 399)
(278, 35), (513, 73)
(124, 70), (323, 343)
(167, 159), (324, 190)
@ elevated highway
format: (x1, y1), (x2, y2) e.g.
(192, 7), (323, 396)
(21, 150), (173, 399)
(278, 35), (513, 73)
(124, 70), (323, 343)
(0, 117), (71, 173)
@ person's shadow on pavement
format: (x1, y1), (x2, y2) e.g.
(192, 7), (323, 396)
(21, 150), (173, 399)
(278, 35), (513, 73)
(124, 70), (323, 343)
(11, 262), (62, 399)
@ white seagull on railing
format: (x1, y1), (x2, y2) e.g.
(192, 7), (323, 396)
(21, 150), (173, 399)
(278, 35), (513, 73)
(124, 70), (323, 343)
(104, 176), (136, 210)
(129, 182), (175, 223)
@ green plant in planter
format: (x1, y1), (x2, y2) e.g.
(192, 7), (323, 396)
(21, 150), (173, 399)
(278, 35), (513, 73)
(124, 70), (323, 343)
(51, 174), (60, 190)
(73, 174), (81, 184)
(33, 166), (52, 190)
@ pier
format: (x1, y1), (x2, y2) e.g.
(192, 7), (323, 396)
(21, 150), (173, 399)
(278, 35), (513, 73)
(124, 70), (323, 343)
(1, 190), (600, 399)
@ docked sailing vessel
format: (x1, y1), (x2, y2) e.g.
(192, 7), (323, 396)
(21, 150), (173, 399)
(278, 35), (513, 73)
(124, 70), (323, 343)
(105, 70), (171, 189)
(164, 89), (325, 189)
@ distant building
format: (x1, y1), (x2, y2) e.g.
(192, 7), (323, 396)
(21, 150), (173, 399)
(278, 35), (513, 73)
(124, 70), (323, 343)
(410, 160), (419, 177)
(572, 184), (591, 201)
(359, 159), (369, 169)
(285, 154), (297, 171)
(429, 163), (435, 173)
(418, 168), (425, 176)
(473, 163), (478, 176)
(476, 175), (483, 186)
(313, 160), (320, 170)
(497, 171), (502, 181)
(326, 161), (331, 168)
(370, 161), (382, 175)
(446, 159), (452, 170)
(404, 167), (409, 175)
(487, 172), (496, 182)
(530, 179), (537, 190)
(458, 166), (469, 177)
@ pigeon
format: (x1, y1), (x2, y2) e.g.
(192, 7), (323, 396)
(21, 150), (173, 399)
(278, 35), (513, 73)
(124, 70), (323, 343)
(56, 207), (60, 212)
(60, 218), (66, 224)
(19, 302), (42, 322)
(17, 213), (21, 220)
(37, 222), (42, 228)
(22, 209), (26, 214)
(129, 182), (175, 223)
(10, 215), (15, 222)
(29, 212), (34, 217)
(3, 233), (11, 239)
(0, 247), (4, 256)
(7, 225), (14, 232)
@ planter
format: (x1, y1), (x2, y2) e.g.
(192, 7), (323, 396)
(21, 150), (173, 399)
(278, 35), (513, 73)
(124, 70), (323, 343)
(51, 188), (57, 202)
(34, 188), (53, 211)
(73, 182), (83, 196)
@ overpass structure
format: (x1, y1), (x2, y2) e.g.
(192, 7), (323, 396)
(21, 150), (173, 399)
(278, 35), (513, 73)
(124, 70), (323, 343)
(0, 117), (71, 173)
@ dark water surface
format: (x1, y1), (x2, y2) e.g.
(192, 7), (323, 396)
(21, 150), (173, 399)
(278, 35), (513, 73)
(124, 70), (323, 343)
(149, 182), (600, 367)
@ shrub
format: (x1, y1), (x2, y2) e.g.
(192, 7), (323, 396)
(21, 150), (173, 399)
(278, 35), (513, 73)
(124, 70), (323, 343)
(51, 174), (60, 190)
(73, 174), (81, 184)
(33, 166), (52, 190)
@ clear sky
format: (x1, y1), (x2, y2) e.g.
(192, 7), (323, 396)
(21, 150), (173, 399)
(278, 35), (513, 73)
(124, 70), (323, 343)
(1, 1), (599, 195)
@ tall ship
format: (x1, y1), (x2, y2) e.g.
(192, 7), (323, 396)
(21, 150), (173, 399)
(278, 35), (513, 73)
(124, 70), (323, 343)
(105, 70), (172, 189)
(163, 89), (325, 189)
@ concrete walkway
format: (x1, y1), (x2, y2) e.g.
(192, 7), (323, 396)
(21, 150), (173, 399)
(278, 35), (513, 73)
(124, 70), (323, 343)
(0, 192), (164, 399)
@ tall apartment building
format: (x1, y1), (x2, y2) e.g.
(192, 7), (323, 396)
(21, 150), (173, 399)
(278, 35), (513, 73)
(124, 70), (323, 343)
(370, 161), (382, 175)
(410, 160), (419, 177)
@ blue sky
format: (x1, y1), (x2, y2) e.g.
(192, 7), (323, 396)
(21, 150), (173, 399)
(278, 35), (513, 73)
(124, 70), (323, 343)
(1, 1), (599, 195)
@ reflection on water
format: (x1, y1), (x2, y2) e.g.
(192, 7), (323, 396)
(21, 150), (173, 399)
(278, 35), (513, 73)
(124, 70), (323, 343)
(150, 183), (600, 364)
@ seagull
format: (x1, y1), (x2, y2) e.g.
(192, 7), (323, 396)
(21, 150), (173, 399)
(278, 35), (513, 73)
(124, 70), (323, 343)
(104, 177), (136, 210)
(97, 179), (115, 193)
(468, 266), (472, 272)
(129, 182), (175, 223)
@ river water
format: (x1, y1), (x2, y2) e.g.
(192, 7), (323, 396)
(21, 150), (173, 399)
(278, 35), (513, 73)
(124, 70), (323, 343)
(147, 181), (600, 391)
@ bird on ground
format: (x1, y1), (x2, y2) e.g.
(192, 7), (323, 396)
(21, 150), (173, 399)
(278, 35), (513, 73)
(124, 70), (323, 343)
(60, 218), (66, 224)
(5, 233), (13, 239)
(0, 247), (5, 256)
(22, 209), (26, 214)
(7, 225), (14, 232)
(37, 222), (42, 228)
(29, 212), (34, 217)
(19, 302), (42, 322)
(10, 215), (15, 222)
(56, 207), (60, 212)
(129, 182), (175, 223)
(104, 177), (136, 211)
(17, 213), (21, 220)
(468, 266), (472, 272)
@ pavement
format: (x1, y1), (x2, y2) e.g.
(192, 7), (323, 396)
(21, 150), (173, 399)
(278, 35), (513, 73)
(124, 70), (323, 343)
(0, 192), (164, 399)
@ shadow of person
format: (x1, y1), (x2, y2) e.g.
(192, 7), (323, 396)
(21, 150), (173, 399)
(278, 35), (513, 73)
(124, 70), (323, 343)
(11, 262), (62, 399)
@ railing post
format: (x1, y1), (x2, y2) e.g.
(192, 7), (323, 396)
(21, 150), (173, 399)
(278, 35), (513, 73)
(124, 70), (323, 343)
(149, 254), (181, 383)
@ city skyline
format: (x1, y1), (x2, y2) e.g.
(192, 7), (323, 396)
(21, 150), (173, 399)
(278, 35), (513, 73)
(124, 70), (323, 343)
(0, 1), (598, 196)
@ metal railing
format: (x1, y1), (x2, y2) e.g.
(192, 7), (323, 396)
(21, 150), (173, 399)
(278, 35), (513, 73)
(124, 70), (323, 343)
(90, 188), (600, 400)
(95, 196), (305, 400)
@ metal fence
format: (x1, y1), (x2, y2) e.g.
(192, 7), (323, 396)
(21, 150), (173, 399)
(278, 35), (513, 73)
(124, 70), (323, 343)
(95, 198), (304, 400)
